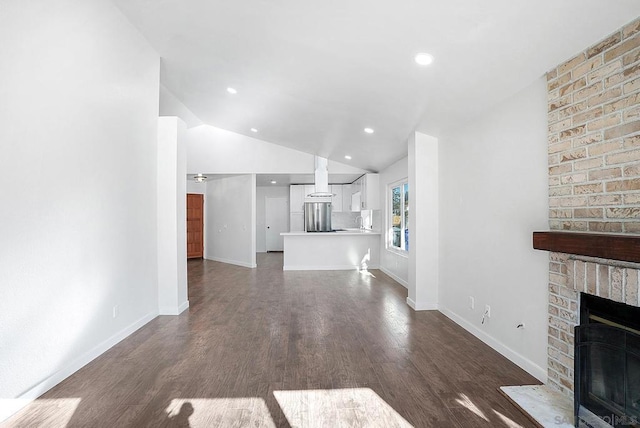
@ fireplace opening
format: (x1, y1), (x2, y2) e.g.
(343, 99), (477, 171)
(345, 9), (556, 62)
(575, 293), (640, 428)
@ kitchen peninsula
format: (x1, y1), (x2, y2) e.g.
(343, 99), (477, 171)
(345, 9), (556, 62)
(281, 229), (380, 271)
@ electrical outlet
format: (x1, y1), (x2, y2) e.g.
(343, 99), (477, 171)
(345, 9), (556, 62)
(469, 296), (475, 310)
(112, 305), (119, 319)
(485, 305), (491, 318)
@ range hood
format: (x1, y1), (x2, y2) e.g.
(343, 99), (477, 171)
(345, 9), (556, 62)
(307, 156), (333, 197)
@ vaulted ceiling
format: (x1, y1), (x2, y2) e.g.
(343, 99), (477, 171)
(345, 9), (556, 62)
(113, 0), (640, 171)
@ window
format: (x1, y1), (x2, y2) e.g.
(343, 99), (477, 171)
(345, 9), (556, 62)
(389, 180), (408, 252)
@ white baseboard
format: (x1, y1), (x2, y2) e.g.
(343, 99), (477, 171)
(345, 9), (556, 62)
(439, 305), (547, 383)
(283, 264), (380, 271)
(0, 310), (158, 423)
(406, 297), (438, 310)
(158, 300), (189, 316)
(206, 256), (257, 269)
(177, 300), (189, 314)
(379, 267), (408, 288)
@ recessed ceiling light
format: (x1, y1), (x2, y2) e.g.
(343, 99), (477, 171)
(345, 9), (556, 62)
(250, 128), (258, 133)
(270, 180), (277, 184)
(344, 155), (352, 160)
(414, 53), (434, 66)
(227, 87), (237, 94)
(364, 128), (374, 134)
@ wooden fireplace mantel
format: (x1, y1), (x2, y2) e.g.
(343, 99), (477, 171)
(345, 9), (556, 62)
(533, 231), (640, 264)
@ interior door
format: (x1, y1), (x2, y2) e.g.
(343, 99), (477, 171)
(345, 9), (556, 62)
(266, 197), (288, 251)
(186, 193), (204, 258)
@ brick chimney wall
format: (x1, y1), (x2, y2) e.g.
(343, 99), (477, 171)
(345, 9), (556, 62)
(546, 17), (640, 395)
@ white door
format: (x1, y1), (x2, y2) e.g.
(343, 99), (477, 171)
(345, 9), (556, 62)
(266, 197), (288, 251)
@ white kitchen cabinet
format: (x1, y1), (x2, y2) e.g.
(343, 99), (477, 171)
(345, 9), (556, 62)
(352, 176), (364, 210)
(290, 212), (304, 232)
(363, 174), (379, 210)
(350, 174), (379, 210)
(289, 185), (305, 213)
(342, 184), (352, 211)
(331, 185), (343, 212)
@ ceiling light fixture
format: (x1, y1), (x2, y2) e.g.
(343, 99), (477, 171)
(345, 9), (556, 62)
(194, 173), (207, 183)
(414, 53), (434, 66)
(250, 128), (258, 133)
(364, 128), (374, 134)
(226, 87), (237, 94)
(270, 180), (277, 184)
(344, 155), (352, 160)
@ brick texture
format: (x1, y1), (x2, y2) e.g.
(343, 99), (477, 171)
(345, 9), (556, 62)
(546, 17), (640, 396)
(546, 255), (640, 395)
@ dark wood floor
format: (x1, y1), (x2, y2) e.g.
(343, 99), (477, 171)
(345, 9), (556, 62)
(4, 254), (539, 427)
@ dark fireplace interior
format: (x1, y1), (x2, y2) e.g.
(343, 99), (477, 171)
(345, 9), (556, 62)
(575, 293), (640, 428)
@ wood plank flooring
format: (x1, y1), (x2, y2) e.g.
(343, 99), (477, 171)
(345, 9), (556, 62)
(3, 254), (540, 427)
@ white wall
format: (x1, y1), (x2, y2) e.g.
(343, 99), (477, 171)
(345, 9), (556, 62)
(408, 133), (439, 310)
(159, 84), (203, 129)
(186, 180), (207, 194)
(438, 78), (549, 381)
(186, 124), (368, 175)
(0, 0), (160, 413)
(205, 175), (257, 268)
(157, 117), (189, 315)
(256, 186), (290, 253)
(378, 157), (409, 287)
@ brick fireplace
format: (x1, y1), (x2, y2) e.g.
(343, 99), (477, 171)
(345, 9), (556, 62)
(547, 251), (639, 394)
(544, 16), (640, 397)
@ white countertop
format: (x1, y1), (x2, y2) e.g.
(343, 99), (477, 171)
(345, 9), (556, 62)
(281, 229), (380, 236)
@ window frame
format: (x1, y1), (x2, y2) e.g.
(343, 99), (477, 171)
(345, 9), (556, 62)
(387, 178), (409, 255)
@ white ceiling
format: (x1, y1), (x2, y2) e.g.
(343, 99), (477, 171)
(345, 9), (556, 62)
(114, 0), (640, 172)
(188, 173), (363, 187)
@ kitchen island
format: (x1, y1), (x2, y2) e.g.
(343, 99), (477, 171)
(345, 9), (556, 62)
(280, 229), (380, 271)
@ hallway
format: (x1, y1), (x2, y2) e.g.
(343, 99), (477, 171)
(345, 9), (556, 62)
(4, 254), (537, 427)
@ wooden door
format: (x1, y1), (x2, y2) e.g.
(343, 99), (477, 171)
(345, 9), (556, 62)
(186, 193), (204, 258)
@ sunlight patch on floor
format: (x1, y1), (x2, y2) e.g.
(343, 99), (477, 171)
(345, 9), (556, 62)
(492, 409), (525, 428)
(359, 270), (376, 278)
(455, 393), (489, 422)
(1, 398), (81, 427)
(165, 398), (275, 427)
(274, 388), (412, 427)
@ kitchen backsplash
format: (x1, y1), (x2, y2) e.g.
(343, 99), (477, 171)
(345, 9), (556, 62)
(331, 212), (360, 229)
(331, 210), (379, 230)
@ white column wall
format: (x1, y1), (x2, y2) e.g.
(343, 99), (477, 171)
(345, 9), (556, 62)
(408, 133), (440, 310)
(157, 117), (189, 315)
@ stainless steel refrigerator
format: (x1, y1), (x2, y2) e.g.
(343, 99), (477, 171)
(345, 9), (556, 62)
(304, 201), (332, 232)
